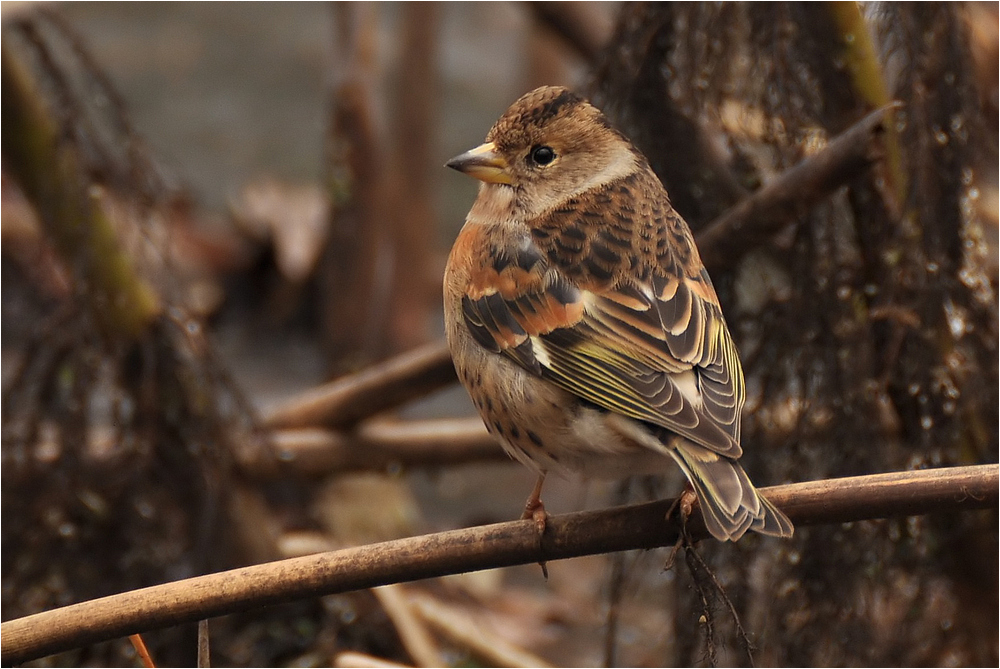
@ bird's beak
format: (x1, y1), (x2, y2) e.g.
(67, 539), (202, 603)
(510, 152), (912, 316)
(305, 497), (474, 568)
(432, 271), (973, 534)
(445, 142), (512, 185)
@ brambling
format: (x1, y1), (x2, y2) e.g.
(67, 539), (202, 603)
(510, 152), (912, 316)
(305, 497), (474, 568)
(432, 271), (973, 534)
(443, 86), (792, 542)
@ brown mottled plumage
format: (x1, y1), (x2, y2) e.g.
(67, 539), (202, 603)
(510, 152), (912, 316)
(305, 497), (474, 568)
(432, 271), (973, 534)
(444, 86), (792, 541)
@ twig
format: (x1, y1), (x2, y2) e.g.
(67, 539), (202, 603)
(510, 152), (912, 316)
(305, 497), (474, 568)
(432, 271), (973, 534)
(695, 103), (900, 272)
(372, 585), (443, 668)
(263, 341), (456, 429)
(680, 531), (755, 667)
(2, 464), (995, 665)
(334, 651), (410, 668)
(826, 2), (905, 205)
(602, 479), (635, 668)
(408, 592), (553, 668)
(685, 537), (718, 667)
(251, 418), (502, 478)
(197, 620), (210, 669)
(602, 550), (628, 668)
(128, 633), (155, 668)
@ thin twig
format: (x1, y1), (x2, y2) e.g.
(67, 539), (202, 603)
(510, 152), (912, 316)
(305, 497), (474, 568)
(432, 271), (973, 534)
(128, 633), (155, 668)
(334, 651), (410, 668)
(602, 479), (634, 668)
(684, 537), (717, 667)
(196, 620), (210, 669)
(1, 464), (995, 665)
(695, 103), (901, 272)
(681, 532), (755, 667)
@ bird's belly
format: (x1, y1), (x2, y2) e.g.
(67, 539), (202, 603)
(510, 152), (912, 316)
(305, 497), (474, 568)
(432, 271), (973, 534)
(449, 330), (674, 479)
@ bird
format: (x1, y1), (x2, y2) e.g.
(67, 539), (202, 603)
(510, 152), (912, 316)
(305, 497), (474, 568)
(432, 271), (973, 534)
(443, 85), (793, 542)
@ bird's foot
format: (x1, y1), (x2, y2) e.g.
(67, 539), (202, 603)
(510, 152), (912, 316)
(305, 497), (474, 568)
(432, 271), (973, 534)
(521, 497), (549, 536)
(522, 499), (550, 579)
(665, 485), (698, 525)
(521, 474), (549, 579)
(664, 487), (698, 571)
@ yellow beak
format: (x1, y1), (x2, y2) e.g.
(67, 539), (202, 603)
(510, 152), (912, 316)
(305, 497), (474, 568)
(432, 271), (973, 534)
(445, 142), (511, 185)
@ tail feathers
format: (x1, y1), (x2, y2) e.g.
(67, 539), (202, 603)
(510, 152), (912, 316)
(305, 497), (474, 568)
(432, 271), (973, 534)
(671, 442), (793, 542)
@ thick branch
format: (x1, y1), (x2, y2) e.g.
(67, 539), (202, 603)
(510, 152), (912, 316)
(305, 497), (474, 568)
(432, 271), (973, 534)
(263, 341), (456, 429)
(3, 464), (995, 665)
(696, 103), (900, 272)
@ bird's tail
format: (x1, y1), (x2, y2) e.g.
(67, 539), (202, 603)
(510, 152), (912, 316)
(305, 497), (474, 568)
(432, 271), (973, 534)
(670, 441), (793, 542)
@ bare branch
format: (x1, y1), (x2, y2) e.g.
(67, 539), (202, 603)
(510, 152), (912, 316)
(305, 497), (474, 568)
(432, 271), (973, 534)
(696, 103), (901, 272)
(197, 620), (210, 669)
(263, 341), (456, 429)
(2, 464), (995, 665)
(372, 584), (443, 668)
(249, 418), (502, 479)
(321, 3), (391, 365)
(388, 3), (440, 352)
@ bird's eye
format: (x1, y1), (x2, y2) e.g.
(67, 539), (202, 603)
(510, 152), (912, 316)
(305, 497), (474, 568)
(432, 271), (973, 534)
(529, 145), (556, 166)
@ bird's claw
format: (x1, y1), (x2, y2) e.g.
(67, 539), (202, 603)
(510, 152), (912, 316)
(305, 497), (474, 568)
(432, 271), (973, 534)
(521, 498), (548, 536)
(521, 497), (549, 579)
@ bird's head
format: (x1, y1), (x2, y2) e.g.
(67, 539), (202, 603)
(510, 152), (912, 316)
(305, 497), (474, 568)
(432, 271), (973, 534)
(446, 86), (641, 219)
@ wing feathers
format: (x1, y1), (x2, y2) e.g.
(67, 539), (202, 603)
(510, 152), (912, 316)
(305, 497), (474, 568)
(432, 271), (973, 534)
(459, 220), (744, 458)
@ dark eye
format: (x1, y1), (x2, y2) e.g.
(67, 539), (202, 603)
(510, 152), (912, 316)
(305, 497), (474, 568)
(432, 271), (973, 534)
(529, 145), (556, 166)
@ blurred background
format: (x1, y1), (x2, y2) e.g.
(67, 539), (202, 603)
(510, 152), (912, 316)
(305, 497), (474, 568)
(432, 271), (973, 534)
(2, 2), (997, 667)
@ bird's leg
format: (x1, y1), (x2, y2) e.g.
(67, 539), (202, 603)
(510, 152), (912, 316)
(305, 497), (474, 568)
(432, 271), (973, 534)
(521, 472), (549, 579)
(665, 482), (697, 526)
(521, 471), (549, 535)
(664, 483), (698, 571)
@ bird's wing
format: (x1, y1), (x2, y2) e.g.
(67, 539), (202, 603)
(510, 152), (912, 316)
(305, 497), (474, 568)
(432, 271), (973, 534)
(460, 230), (744, 459)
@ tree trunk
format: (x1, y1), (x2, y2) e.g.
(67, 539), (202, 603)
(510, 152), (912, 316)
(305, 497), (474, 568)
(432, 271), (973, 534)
(590, 3), (998, 665)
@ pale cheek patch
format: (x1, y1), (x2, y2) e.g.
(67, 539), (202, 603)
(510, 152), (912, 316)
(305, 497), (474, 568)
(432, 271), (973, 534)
(567, 147), (637, 198)
(522, 146), (638, 221)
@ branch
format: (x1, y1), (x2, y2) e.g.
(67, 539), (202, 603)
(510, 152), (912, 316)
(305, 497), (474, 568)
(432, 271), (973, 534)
(826, 2), (906, 204)
(3, 464), (995, 664)
(263, 341), (455, 429)
(695, 103), (900, 272)
(248, 418), (502, 479)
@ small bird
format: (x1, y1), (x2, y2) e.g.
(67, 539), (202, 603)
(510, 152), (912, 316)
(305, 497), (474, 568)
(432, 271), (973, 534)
(443, 86), (792, 542)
